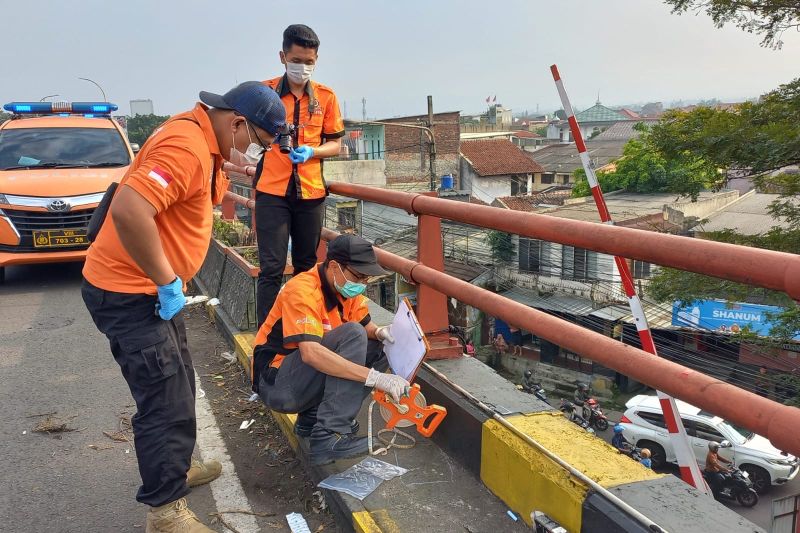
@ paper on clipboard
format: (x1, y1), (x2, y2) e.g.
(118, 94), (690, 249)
(383, 298), (429, 381)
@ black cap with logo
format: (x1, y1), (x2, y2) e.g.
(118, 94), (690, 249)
(326, 235), (387, 277)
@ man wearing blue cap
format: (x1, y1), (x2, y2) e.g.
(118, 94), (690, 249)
(82, 82), (286, 532)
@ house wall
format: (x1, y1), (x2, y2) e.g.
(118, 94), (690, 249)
(533, 172), (573, 191)
(383, 111), (460, 191)
(323, 159), (386, 187)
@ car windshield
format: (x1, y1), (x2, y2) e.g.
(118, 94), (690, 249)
(717, 419), (752, 445)
(0, 127), (130, 170)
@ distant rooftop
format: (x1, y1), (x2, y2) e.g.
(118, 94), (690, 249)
(696, 192), (794, 235)
(537, 191), (732, 225)
(593, 119), (659, 142)
(575, 103), (628, 123)
(460, 139), (544, 176)
(492, 187), (574, 212)
(528, 140), (626, 174)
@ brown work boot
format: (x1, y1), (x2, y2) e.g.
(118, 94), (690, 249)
(187, 458), (222, 488)
(145, 498), (214, 532)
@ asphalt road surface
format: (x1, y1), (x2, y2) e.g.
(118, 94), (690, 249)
(0, 263), (334, 533)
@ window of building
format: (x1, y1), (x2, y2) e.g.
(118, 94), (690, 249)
(518, 238), (543, 273)
(541, 173), (555, 184)
(633, 260), (651, 279)
(337, 206), (356, 230)
(511, 175), (527, 196)
(562, 245), (597, 281)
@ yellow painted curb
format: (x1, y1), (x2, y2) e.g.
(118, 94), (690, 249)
(481, 412), (663, 532)
(353, 510), (400, 533)
(271, 411), (300, 452)
(232, 332), (256, 378)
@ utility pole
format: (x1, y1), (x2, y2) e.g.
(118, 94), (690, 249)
(361, 97), (367, 122)
(427, 95), (436, 191)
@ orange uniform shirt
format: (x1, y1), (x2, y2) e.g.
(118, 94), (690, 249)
(256, 76), (344, 200)
(253, 264), (370, 375)
(83, 103), (228, 295)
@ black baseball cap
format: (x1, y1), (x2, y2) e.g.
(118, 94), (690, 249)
(327, 235), (388, 277)
(199, 81), (286, 136)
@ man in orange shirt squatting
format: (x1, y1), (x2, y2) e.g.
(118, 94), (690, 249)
(252, 234), (408, 465)
(82, 82), (286, 532)
(254, 24), (346, 327)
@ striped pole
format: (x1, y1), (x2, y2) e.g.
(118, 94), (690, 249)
(550, 64), (709, 494)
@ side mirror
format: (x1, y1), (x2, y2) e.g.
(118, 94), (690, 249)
(130, 143), (140, 154)
(719, 440), (732, 448)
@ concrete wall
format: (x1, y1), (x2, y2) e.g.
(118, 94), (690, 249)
(461, 159), (513, 204)
(323, 159), (386, 187)
(669, 189), (740, 220)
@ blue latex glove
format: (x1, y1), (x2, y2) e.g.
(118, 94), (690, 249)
(289, 145), (314, 164)
(156, 276), (185, 320)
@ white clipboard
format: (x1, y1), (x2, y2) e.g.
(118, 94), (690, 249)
(383, 298), (430, 382)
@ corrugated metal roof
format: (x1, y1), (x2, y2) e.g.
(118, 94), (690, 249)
(593, 119), (659, 141)
(499, 287), (594, 315)
(529, 141), (626, 174)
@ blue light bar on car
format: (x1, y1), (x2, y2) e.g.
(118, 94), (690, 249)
(2, 101), (118, 115)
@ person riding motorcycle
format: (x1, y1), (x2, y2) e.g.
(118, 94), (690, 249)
(522, 370), (537, 392)
(611, 424), (632, 452)
(574, 382), (590, 405)
(705, 441), (732, 495)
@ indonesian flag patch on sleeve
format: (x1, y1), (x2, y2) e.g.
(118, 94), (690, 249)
(148, 166), (174, 188)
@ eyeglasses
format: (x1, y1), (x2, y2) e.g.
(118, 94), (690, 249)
(344, 266), (370, 283)
(247, 122), (271, 153)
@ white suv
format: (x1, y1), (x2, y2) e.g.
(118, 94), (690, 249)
(620, 394), (798, 494)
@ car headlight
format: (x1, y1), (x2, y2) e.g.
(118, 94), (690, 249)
(767, 458), (794, 466)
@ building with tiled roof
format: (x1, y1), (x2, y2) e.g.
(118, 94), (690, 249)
(459, 139), (544, 204)
(491, 187), (574, 212)
(525, 140), (626, 190)
(546, 101), (630, 142)
(593, 119), (659, 142)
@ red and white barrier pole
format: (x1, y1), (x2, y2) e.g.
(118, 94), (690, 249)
(550, 64), (709, 494)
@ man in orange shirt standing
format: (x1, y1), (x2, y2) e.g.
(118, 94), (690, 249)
(82, 82), (285, 532)
(254, 24), (345, 326)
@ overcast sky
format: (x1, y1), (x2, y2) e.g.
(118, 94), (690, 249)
(1, 0), (798, 118)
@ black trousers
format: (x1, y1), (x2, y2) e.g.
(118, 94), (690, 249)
(81, 279), (196, 507)
(255, 192), (324, 326)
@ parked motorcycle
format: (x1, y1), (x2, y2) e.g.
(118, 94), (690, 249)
(558, 399), (594, 433)
(582, 398), (609, 431)
(702, 468), (759, 508)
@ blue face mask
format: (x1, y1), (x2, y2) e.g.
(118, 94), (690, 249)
(334, 264), (367, 298)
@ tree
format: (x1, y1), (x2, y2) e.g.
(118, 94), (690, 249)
(0, 111), (10, 123)
(126, 113), (171, 146)
(663, 0), (800, 49)
(571, 125), (720, 199)
(485, 230), (515, 263)
(645, 79), (800, 343)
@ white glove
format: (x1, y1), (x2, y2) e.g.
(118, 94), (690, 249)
(365, 368), (409, 403)
(375, 325), (395, 344)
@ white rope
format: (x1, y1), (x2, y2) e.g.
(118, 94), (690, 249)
(367, 400), (416, 456)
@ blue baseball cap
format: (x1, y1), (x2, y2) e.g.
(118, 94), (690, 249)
(199, 81), (286, 136)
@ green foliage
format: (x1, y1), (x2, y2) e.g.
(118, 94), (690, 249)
(0, 111), (10, 123)
(571, 131), (720, 199)
(485, 230), (515, 263)
(664, 0), (800, 48)
(126, 113), (171, 146)
(649, 78), (800, 178)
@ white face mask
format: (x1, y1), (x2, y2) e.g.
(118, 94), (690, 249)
(228, 120), (264, 166)
(286, 62), (315, 85)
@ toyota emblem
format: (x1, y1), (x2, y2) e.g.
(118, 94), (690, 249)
(47, 199), (70, 212)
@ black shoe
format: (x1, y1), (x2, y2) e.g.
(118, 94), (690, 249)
(309, 428), (371, 466)
(295, 419), (359, 438)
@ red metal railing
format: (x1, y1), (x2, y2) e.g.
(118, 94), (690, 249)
(222, 179), (800, 458)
